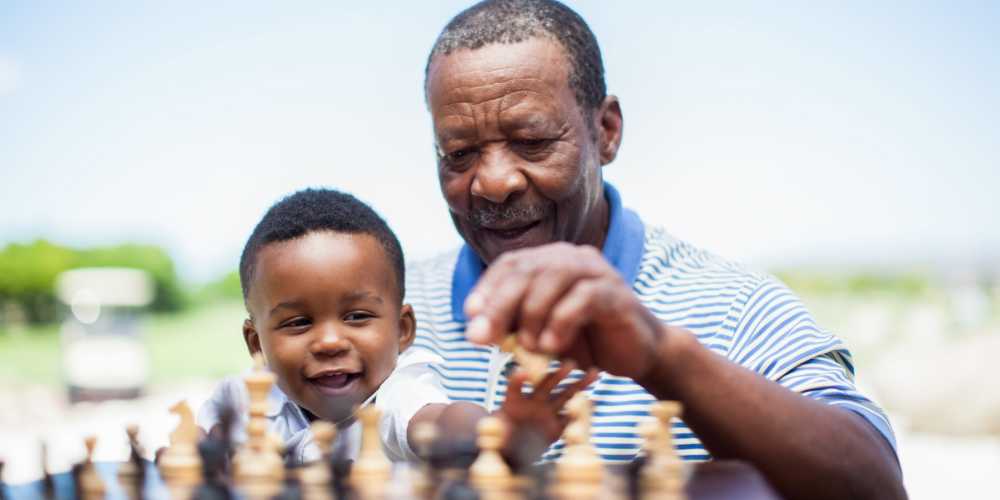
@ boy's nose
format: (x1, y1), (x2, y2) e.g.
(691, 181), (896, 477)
(309, 325), (350, 357)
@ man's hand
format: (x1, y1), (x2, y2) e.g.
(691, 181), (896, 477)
(497, 362), (598, 467)
(464, 242), (668, 382)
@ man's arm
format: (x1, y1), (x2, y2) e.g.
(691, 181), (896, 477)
(463, 243), (906, 500)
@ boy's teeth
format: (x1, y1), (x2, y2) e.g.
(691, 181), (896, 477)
(315, 373), (349, 388)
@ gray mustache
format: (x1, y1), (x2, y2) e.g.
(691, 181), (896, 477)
(468, 203), (550, 227)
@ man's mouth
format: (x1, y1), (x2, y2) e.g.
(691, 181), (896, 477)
(482, 220), (540, 240)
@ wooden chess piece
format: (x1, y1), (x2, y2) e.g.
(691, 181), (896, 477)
(232, 354), (284, 500)
(552, 393), (603, 499)
(501, 334), (551, 384)
(640, 401), (686, 500)
(299, 421), (336, 500)
(79, 435), (106, 500)
(159, 401), (203, 500)
(349, 405), (391, 498)
(117, 424), (146, 500)
(470, 415), (515, 499)
(0, 457), (7, 500)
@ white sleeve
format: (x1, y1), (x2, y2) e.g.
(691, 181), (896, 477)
(196, 376), (249, 437)
(375, 362), (450, 462)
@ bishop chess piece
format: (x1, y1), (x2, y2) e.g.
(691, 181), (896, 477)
(470, 415), (514, 499)
(349, 405), (392, 498)
(640, 401), (686, 500)
(79, 436), (106, 500)
(551, 392), (603, 499)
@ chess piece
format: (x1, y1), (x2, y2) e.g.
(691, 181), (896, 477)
(40, 442), (55, 500)
(501, 334), (551, 384)
(118, 424), (146, 500)
(409, 421), (438, 499)
(0, 457), (7, 500)
(470, 415), (514, 499)
(349, 405), (391, 498)
(640, 401), (686, 500)
(160, 401), (204, 500)
(79, 436), (106, 500)
(552, 393), (603, 499)
(232, 353), (284, 500)
(299, 421), (336, 500)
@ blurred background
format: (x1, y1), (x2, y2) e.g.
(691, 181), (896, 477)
(1, 1), (997, 497)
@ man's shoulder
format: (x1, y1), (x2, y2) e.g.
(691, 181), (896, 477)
(638, 225), (767, 294)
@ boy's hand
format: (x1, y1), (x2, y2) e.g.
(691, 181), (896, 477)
(497, 362), (598, 465)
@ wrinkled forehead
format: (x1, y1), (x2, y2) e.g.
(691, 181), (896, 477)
(426, 38), (573, 108)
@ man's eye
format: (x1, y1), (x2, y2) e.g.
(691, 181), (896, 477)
(442, 148), (477, 169)
(512, 139), (551, 154)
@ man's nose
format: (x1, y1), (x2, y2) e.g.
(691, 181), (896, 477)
(310, 323), (350, 357)
(470, 146), (527, 204)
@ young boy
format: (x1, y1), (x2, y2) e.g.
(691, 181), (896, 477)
(198, 188), (594, 465)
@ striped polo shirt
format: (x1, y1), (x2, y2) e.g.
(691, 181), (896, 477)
(400, 182), (896, 462)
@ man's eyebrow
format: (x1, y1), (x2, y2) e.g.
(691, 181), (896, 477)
(269, 300), (304, 316)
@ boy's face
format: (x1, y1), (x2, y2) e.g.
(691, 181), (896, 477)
(243, 231), (413, 423)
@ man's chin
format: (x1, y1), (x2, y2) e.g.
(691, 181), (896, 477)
(472, 223), (552, 263)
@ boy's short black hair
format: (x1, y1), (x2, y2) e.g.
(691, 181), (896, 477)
(239, 188), (405, 303)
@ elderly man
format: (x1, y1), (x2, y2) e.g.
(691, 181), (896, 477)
(403, 1), (905, 498)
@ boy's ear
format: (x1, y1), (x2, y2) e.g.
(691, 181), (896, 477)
(243, 318), (262, 357)
(398, 304), (416, 352)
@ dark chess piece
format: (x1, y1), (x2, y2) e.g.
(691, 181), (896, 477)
(192, 438), (235, 500)
(0, 458), (7, 500)
(328, 456), (353, 500)
(40, 443), (55, 500)
(627, 455), (647, 500)
(271, 474), (303, 500)
(441, 477), (480, 500)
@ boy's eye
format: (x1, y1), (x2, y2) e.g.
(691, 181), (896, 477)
(344, 311), (375, 323)
(280, 317), (311, 329)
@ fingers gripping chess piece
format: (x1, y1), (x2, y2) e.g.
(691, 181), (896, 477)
(79, 436), (106, 500)
(552, 392), (603, 499)
(159, 401), (203, 499)
(501, 334), (551, 384)
(640, 401), (686, 500)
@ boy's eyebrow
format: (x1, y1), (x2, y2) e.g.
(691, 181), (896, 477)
(269, 300), (305, 316)
(342, 290), (384, 304)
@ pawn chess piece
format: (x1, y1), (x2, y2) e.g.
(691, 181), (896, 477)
(117, 424), (146, 500)
(232, 354), (284, 500)
(349, 405), (391, 498)
(79, 436), (106, 500)
(160, 401), (203, 500)
(640, 401), (686, 500)
(299, 421), (336, 500)
(470, 415), (516, 499)
(552, 392), (603, 499)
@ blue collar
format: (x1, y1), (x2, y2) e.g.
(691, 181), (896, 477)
(451, 182), (645, 323)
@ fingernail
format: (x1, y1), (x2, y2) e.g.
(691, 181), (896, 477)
(467, 316), (490, 343)
(540, 330), (557, 352)
(465, 292), (484, 316)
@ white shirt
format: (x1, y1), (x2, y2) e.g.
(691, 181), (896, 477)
(197, 362), (450, 464)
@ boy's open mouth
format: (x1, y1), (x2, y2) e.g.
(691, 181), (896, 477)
(308, 371), (362, 397)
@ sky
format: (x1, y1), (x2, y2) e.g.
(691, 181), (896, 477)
(1, 1), (998, 282)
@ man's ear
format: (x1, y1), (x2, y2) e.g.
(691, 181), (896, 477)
(596, 95), (623, 165)
(243, 318), (262, 357)
(398, 304), (416, 352)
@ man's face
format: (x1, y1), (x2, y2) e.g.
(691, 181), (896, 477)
(243, 231), (414, 422)
(427, 38), (620, 264)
